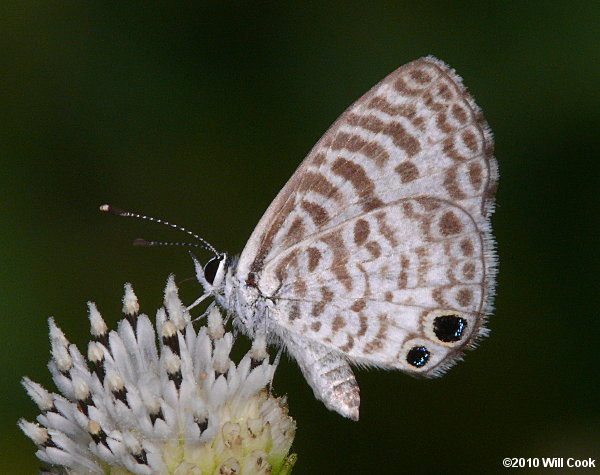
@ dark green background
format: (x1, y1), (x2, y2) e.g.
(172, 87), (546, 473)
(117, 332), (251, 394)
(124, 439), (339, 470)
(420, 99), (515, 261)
(2, 2), (598, 473)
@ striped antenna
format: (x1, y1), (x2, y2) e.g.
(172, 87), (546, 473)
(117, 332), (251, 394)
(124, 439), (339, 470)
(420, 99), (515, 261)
(100, 204), (219, 256)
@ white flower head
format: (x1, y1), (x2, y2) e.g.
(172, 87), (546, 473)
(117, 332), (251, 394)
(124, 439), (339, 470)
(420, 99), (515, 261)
(20, 276), (297, 474)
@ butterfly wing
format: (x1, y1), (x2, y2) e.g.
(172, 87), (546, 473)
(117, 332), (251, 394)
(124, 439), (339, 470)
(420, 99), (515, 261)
(260, 196), (491, 375)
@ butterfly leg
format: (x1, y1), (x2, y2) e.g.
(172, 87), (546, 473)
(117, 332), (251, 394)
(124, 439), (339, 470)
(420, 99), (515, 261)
(187, 292), (211, 311)
(190, 301), (215, 323)
(285, 335), (360, 420)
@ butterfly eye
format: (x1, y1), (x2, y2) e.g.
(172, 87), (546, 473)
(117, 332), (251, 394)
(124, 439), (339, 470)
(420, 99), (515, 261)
(203, 256), (223, 285)
(406, 346), (430, 368)
(433, 315), (467, 343)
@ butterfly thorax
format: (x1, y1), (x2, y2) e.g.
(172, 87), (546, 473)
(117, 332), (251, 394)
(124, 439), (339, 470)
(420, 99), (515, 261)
(217, 258), (276, 339)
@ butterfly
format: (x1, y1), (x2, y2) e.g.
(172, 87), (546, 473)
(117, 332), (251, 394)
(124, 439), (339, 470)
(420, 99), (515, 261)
(107, 56), (498, 420)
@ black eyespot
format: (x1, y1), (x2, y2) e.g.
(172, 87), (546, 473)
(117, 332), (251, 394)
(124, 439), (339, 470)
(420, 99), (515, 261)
(406, 346), (430, 368)
(433, 315), (467, 342)
(203, 256), (223, 285)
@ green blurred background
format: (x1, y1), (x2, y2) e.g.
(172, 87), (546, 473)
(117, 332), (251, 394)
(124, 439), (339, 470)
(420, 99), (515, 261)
(2, 2), (598, 473)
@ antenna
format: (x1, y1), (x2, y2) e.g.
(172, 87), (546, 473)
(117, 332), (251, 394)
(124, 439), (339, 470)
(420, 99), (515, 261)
(133, 238), (210, 251)
(100, 204), (219, 256)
